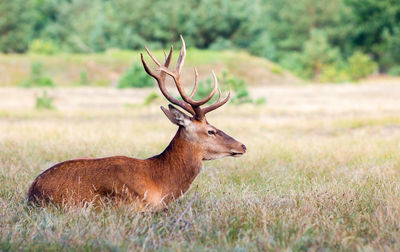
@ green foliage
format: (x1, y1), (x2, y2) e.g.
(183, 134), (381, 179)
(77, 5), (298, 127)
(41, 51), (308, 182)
(248, 32), (277, 61)
(117, 63), (153, 88)
(1, 0), (399, 81)
(143, 92), (159, 105)
(344, 0), (400, 69)
(221, 71), (267, 105)
(35, 90), (55, 109)
(255, 97), (267, 105)
(19, 62), (55, 87)
(79, 70), (89, 85)
(380, 27), (400, 69)
(271, 65), (283, 75)
(193, 78), (219, 104)
(29, 39), (59, 54)
(292, 29), (343, 80)
(347, 51), (377, 81)
(0, 0), (34, 53)
(319, 65), (349, 83)
(194, 71), (266, 105)
(231, 88), (252, 104)
(388, 66), (400, 76)
(266, 0), (351, 59)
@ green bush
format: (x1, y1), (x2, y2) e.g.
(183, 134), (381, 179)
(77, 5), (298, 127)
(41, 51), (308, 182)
(35, 90), (55, 110)
(231, 88), (253, 104)
(255, 97), (267, 105)
(19, 62), (55, 87)
(300, 29), (343, 80)
(79, 70), (89, 85)
(347, 51), (377, 81)
(0, 0), (33, 53)
(193, 71), (267, 105)
(190, 78), (219, 104)
(224, 71), (268, 105)
(388, 66), (400, 76)
(117, 64), (154, 88)
(190, 70), (260, 105)
(29, 39), (59, 55)
(143, 92), (159, 105)
(271, 65), (283, 75)
(218, 71), (250, 104)
(319, 65), (349, 83)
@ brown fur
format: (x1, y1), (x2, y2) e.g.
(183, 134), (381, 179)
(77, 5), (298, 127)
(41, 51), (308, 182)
(27, 128), (210, 209)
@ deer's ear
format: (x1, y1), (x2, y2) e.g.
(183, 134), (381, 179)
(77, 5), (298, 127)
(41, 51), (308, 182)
(161, 105), (192, 127)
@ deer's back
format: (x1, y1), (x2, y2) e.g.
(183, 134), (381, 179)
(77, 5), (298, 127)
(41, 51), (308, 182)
(27, 156), (155, 206)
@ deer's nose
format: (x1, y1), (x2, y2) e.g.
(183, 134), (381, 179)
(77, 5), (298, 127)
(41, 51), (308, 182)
(241, 144), (247, 152)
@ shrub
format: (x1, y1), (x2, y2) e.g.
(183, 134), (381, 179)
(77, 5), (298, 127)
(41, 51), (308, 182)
(35, 90), (55, 110)
(291, 29), (343, 80)
(192, 78), (219, 104)
(219, 71), (254, 104)
(255, 97), (267, 105)
(231, 88), (253, 104)
(19, 62), (55, 87)
(319, 65), (349, 83)
(29, 39), (59, 55)
(186, 70), (265, 106)
(80, 70), (89, 85)
(143, 92), (159, 105)
(117, 64), (153, 88)
(271, 65), (283, 75)
(0, 0), (33, 53)
(209, 37), (233, 50)
(347, 51), (377, 81)
(388, 66), (400, 76)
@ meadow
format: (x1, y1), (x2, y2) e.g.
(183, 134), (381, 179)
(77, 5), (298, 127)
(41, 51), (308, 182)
(1, 74), (400, 250)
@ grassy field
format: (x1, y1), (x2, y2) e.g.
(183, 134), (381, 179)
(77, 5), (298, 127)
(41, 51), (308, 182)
(1, 79), (400, 250)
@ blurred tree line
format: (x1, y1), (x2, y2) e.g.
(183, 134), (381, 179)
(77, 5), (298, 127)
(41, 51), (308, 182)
(1, 0), (399, 81)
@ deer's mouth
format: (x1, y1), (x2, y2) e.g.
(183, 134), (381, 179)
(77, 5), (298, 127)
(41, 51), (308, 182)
(230, 152), (244, 157)
(230, 144), (246, 157)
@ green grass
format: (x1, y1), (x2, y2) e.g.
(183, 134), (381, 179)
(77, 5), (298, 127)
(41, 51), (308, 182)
(1, 84), (400, 250)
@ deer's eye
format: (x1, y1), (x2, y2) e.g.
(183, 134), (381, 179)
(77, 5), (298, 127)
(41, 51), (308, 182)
(208, 130), (216, 135)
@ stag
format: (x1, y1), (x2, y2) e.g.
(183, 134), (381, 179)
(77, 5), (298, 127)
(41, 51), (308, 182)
(27, 36), (246, 210)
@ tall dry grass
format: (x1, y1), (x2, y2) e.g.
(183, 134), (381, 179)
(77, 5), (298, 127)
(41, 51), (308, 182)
(1, 82), (400, 250)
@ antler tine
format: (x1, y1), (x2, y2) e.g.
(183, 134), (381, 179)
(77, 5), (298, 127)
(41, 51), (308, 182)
(160, 45), (173, 82)
(189, 67), (199, 98)
(141, 51), (195, 115)
(196, 70), (219, 105)
(202, 89), (231, 115)
(215, 86), (222, 103)
(142, 36), (229, 120)
(160, 67), (218, 107)
(144, 46), (161, 67)
(176, 35), (186, 74)
(163, 45), (173, 67)
(140, 53), (157, 79)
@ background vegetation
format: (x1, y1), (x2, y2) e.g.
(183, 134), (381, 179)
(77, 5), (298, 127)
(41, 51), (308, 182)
(1, 0), (399, 82)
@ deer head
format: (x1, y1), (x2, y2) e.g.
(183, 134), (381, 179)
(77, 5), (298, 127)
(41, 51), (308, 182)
(141, 35), (246, 160)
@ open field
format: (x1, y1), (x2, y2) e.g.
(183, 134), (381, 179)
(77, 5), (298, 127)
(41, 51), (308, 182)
(1, 81), (400, 250)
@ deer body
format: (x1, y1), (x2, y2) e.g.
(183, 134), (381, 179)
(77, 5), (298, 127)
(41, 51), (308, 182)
(27, 36), (246, 209)
(28, 128), (206, 209)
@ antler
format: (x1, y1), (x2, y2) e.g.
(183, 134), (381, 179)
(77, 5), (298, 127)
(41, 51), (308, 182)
(141, 35), (230, 121)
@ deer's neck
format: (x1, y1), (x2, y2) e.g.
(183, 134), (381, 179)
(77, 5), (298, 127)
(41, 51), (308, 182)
(150, 128), (203, 199)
